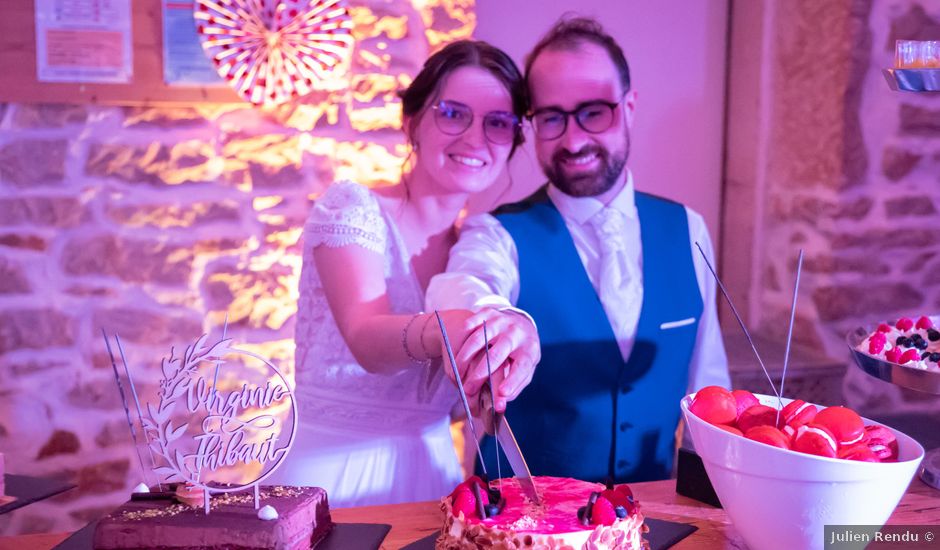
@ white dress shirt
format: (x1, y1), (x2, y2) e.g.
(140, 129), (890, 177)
(426, 172), (730, 394)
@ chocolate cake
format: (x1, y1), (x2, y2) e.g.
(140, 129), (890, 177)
(93, 486), (332, 549)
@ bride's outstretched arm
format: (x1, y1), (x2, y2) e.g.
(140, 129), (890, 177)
(314, 242), (477, 376)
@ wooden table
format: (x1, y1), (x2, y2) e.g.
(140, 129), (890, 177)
(2, 478), (938, 550)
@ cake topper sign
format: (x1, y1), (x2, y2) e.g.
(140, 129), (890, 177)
(103, 328), (297, 513)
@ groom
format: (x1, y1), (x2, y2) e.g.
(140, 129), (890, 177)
(427, 17), (730, 483)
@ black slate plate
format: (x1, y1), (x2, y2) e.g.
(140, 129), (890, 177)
(320, 523), (391, 550)
(53, 520), (391, 550)
(0, 474), (76, 515)
(400, 517), (698, 550)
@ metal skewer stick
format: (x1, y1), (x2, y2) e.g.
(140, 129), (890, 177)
(102, 330), (152, 490)
(483, 321), (502, 490)
(200, 314), (229, 486)
(695, 242), (780, 400)
(115, 334), (164, 492)
(776, 250), (804, 424)
(435, 311), (487, 476)
(210, 313), (229, 401)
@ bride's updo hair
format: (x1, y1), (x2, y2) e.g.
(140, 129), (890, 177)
(398, 40), (526, 155)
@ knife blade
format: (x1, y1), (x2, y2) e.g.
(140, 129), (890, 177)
(478, 359), (541, 504)
(434, 311), (487, 477)
(482, 322), (502, 487)
(494, 414), (541, 504)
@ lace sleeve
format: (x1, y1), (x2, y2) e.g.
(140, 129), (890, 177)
(305, 181), (388, 254)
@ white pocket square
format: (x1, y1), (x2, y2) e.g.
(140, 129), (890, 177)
(660, 317), (696, 330)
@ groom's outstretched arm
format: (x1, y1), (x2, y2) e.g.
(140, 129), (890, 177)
(426, 213), (521, 311)
(427, 212), (540, 403)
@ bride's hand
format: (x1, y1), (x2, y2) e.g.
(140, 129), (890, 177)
(423, 309), (481, 388)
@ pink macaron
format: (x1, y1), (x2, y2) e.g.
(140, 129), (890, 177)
(717, 424), (744, 437)
(863, 424), (899, 462)
(737, 404), (779, 433)
(690, 386), (737, 426)
(792, 423), (838, 458)
(813, 406), (866, 447)
(780, 399), (818, 429)
(744, 425), (791, 450)
(837, 443), (880, 463)
(780, 423), (797, 444)
(731, 390), (760, 421)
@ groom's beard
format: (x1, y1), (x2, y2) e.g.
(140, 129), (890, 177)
(542, 134), (630, 198)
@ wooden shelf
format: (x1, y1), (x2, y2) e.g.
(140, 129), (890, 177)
(0, 0), (241, 105)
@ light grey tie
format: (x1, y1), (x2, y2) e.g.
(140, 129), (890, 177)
(590, 207), (643, 358)
(591, 207), (628, 308)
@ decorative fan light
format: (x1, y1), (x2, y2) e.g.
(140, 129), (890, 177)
(194, 0), (355, 107)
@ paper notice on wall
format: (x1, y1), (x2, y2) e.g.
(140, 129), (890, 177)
(162, 0), (224, 86)
(34, 0), (133, 83)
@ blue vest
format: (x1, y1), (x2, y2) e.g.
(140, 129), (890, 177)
(481, 190), (703, 483)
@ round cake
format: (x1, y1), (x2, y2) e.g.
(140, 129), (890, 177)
(437, 476), (647, 550)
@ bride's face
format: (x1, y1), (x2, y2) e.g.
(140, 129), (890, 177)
(409, 66), (517, 195)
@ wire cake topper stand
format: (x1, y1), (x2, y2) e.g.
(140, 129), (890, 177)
(102, 325), (298, 514)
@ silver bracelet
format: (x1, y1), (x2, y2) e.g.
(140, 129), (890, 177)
(402, 312), (431, 366)
(419, 312), (437, 359)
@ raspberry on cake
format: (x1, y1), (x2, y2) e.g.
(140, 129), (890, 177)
(437, 476), (647, 550)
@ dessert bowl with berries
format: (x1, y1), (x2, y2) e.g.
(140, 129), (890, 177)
(681, 387), (924, 550)
(849, 315), (940, 393)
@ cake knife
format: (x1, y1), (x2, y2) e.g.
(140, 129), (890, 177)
(481, 398), (541, 505)
(478, 365), (541, 502)
(435, 312), (541, 504)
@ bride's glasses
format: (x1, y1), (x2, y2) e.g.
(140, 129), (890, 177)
(431, 100), (521, 145)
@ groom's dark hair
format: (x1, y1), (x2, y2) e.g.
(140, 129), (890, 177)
(525, 16), (631, 94)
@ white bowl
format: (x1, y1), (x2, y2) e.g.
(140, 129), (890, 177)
(681, 393), (925, 550)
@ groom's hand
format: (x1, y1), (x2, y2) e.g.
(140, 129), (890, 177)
(454, 308), (541, 410)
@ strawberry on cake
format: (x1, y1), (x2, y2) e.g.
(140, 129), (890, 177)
(437, 476), (647, 550)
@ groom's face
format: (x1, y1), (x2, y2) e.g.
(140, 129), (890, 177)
(528, 42), (636, 198)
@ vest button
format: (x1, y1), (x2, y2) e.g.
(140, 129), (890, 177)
(620, 385), (633, 395)
(617, 459), (629, 469)
(619, 422), (632, 432)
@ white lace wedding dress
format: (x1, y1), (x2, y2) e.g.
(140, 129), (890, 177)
(267, 181), (463, 507)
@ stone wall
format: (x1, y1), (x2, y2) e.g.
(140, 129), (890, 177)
(724, 0), (940, 414)
(0, 0), (473, 535)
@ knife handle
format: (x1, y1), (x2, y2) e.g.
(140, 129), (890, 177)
(479, 383), (499, 435)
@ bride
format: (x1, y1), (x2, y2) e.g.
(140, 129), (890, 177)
(270, 40), (541, 506)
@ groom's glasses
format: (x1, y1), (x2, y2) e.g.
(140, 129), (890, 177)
(431, 100), (521, 145)
(529, 95), (626, 141)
